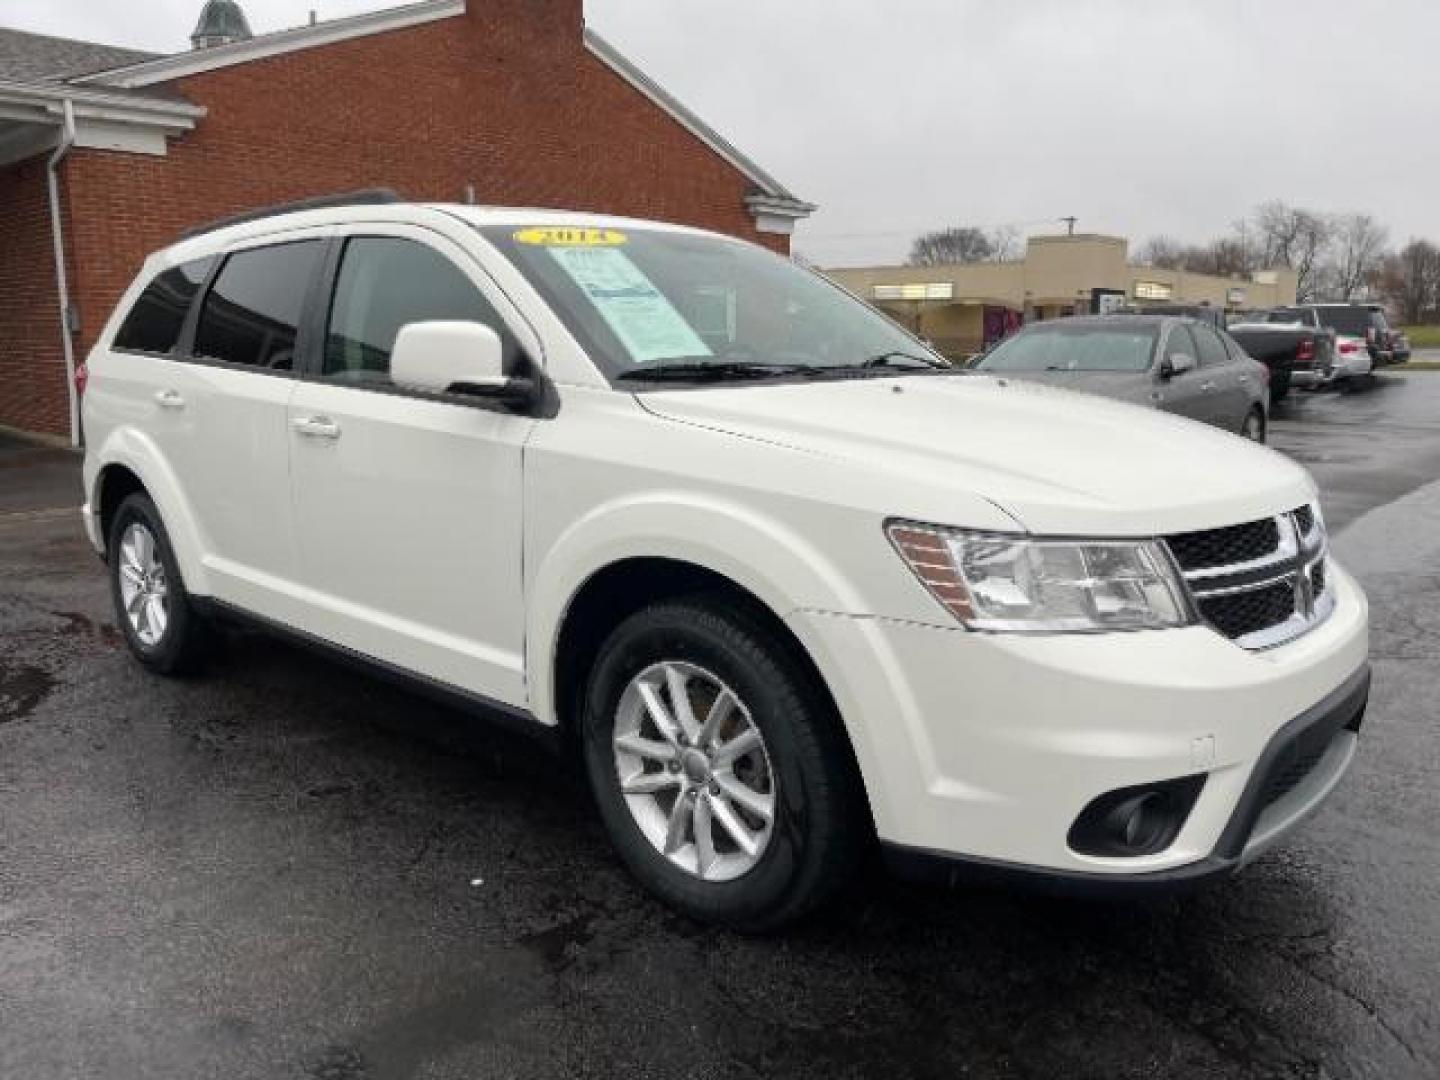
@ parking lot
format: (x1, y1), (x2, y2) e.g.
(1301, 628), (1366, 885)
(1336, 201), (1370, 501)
(3, 372), (1439, 1080)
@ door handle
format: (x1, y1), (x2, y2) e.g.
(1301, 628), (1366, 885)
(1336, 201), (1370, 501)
(292, 415), (341, 440)
(154, 389), (185, 410)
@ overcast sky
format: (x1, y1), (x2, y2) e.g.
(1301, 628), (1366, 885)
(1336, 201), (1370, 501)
(5, 0), (1439, 265)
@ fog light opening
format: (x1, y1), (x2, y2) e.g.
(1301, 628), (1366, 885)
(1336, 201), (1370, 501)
(1068, 775), (1207, 858)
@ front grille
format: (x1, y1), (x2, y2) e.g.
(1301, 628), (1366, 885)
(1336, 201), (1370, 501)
(1198, 580), (1296, 640)
(1166, 518), (1280, 571)
(1165, 506), (1329, 649)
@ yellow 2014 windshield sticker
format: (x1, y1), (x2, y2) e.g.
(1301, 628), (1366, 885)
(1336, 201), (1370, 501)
(513, 227), (628, 247)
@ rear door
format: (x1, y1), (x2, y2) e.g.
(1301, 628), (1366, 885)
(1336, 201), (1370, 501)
(176, 236), (329, 615)
(1192, 323), (1252, 430)
(98, 256), (217, 529)
(285, 226), (539, 704)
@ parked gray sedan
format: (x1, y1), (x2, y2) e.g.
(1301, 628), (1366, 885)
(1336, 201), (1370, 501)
(973, 315), (1269, 441)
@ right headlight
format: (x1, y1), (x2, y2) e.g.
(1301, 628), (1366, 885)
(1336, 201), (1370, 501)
(887, 522), (1194, 633)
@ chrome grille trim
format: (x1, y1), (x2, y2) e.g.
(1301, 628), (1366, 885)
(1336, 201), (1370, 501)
(1165, 505), (1333, 650)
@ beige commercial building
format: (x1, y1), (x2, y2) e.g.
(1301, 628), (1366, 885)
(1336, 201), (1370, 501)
(826, 234), (1299, 359)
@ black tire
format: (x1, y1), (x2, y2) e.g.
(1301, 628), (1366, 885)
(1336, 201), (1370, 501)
(107, 492), (211, 675)
(1241, 407), (1267, 444)
(581, 596), (867, 932)
(1269, 373), (1290, 403)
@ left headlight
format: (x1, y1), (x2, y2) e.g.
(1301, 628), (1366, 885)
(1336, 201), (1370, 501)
(887, 522), (1193, 633)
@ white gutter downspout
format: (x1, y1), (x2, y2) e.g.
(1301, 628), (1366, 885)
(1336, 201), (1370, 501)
(47, 98), (80, 447)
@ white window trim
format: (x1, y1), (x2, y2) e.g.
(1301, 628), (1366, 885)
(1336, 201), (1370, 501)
(74, 0), (465, 89)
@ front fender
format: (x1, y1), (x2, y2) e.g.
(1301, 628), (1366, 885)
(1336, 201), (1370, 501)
(525, 490), (868, 729)
(88, 427), (212, 597)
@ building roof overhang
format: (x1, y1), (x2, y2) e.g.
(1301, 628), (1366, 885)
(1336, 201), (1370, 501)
(0, 77), (204, 165)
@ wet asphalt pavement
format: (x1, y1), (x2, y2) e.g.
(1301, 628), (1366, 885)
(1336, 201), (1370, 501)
(2, 373), (1439, 1079)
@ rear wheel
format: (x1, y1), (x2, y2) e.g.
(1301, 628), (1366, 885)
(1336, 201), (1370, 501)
(1240, 407), (1266, 443)
(108, 493), (211, 674)
(581, 596), (866, 931)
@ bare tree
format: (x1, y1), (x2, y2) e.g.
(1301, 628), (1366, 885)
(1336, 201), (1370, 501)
(1132, 235), (1188, 269)
(908, 226), (995, 266)
(1246, 201), (1333, 300)
(989, 224), (1023, 263)
(1377, 240), (1440, 323)
(1329, 213), (1389, 300)
(1186, 237), (1252, 277)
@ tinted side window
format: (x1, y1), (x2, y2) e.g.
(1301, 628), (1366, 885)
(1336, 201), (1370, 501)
(1164, 323), (1197, 362)
(193, 242), (324, 370)
(324, 237), (512, 384)
(1312, 307), (1369, 336)
(113, 257), (215, 355)
(1193, 325), (1230, 367)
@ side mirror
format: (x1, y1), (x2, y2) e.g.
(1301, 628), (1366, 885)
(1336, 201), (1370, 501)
(392, 321), (505, 393)
(1160, 352), (1196, 379)
(391, 321), (534, 406)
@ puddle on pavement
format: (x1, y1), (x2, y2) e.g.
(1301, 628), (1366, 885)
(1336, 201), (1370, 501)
(50, 610), (122, 649)
(520, 909), (598, 969)
(0, 662), (56, 723)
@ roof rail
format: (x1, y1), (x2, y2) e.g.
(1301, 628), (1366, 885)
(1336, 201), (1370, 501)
(177, 188), (403, 240)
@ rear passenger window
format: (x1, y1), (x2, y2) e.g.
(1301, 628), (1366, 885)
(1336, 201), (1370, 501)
(1164, 324), (1197, 362)
(323, 237), (512, 384)
(193, 241), (324, 371)
(1193, 326), (1230, 367)
(113, 257), (215, 355)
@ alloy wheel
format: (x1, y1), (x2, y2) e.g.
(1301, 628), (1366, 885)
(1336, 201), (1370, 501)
(117, 522), (169, 647)
(612, 661), (776, 882)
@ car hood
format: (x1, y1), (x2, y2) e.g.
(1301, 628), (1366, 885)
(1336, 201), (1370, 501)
(638, 374), (1314, 536)
(977, 369), (1152, 405)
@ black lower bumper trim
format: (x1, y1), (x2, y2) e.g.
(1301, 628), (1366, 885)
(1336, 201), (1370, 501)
(882, 662), (1371, 897)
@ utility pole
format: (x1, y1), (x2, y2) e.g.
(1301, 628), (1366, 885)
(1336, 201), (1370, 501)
(1059, 216), (1078, 237)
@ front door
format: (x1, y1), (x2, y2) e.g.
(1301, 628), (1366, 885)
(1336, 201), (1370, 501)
(1155, 323), (1214, 425)
(286, 229), (538, 706)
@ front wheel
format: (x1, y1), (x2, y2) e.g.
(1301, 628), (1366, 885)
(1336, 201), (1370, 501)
(581, 597), (866, 931)
(1240, 407), (1267, 443)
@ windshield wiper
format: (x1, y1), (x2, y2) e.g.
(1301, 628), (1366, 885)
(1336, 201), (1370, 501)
(615, 361), (813, 383)
(860, 350), (950, 370)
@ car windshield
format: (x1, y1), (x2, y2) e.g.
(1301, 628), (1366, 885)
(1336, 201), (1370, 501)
(976, 325), (1158, 373)
(479, 225), (946, 381)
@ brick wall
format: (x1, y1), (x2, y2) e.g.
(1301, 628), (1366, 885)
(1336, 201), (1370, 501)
(0, 157), (71, 437)
(22, 1), (789, 436)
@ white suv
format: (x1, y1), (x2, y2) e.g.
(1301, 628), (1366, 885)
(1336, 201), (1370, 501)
(80, 199), (1370, 929)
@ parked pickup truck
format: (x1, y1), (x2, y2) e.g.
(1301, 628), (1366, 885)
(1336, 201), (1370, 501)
(1227, 310), (1335, 399)
(79, 197), (1371, 929)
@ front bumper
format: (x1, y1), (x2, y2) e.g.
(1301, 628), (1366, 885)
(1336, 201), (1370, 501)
(786, 557), (1369, 881)
(880, 664), (1366, 893)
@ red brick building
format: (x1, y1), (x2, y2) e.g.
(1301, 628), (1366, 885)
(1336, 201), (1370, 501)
(0, 0), (814, 441)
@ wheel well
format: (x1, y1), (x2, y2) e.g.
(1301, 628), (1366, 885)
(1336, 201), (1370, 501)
(97, 465), (146, 546)
(552, 560), (865, 803)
